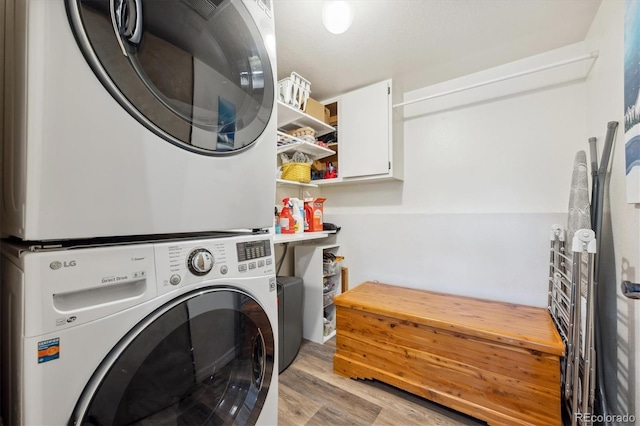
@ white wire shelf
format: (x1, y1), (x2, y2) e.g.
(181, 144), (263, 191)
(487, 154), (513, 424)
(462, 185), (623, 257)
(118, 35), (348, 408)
(277, 101), (335, 136)
(277, 131), (335, 161)
(275, 179), (319, 188)
(273, 231), (333, 244)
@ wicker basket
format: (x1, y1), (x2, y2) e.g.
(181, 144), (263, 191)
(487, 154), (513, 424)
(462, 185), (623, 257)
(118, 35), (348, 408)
(281, 162), (311, 183)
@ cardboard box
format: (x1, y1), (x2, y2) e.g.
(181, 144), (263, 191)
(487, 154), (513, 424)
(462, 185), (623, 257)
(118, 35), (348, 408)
(304, 98), (330, 124)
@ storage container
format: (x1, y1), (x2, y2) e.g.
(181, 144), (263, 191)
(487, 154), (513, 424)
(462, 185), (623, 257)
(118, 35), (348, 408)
(323, 290), (336, 307)
(281, 162), (311, 183)
(278, 72), (311, 110)
(323, 260), (342, 276)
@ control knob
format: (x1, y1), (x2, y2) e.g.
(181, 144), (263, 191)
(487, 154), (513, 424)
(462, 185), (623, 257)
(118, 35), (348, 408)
(187, 248), (214, 276)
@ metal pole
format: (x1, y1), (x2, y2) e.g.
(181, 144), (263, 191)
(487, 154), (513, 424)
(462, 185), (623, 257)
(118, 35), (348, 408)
(588, 137), (598, 231)
(393, 51), (599, 109)
(593, 122), (618, 251)
(591, 121), (618, 422)
(571, 250), (581, 425)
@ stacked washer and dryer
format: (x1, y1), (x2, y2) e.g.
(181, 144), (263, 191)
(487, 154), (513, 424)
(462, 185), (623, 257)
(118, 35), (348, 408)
(1, 0), (279, 424)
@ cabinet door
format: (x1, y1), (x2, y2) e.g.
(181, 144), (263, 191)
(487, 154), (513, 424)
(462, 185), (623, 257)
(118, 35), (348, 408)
(339, 80), (390, 178)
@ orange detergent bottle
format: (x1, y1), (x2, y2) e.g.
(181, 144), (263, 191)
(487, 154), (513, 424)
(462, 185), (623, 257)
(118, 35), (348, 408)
(279, 198), (295, 234)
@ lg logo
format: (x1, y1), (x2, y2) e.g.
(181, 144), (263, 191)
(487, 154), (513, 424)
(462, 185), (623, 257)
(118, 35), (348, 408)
(50, 260), (77, 270)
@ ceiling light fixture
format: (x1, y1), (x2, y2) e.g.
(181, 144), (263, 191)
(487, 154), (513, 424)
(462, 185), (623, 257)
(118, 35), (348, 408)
(322, 1), (353, 35)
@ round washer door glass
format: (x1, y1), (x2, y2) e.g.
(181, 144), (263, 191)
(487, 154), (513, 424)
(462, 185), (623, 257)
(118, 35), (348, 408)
(71, 288), (275, 425)
(67, 0), (274, 154)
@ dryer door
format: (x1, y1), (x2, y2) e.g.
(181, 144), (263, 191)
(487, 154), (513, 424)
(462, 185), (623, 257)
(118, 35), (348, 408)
(66, 0), (274, 154)
(70, 288), (275, 425)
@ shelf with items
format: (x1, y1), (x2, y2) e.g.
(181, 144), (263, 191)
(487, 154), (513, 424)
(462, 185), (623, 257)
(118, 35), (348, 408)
(277, 131), (335, 161)
(277, 101), (335, 137)
(309, 140), (338, 183)
(307, 103), (337, 183)
(295, 244), (343, 344)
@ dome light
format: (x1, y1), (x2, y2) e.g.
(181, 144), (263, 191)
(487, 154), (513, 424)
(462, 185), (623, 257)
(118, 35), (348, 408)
(322, 1), (353, 35)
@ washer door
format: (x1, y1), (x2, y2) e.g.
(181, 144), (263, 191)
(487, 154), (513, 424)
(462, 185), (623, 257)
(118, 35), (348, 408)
(66, 0), (274, 154)
(70, 288), (274, 425)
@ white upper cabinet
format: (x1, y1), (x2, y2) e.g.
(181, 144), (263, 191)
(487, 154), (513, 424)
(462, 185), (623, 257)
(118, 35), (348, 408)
(320, 79), (403, 184)
(340, 80), (391, 178)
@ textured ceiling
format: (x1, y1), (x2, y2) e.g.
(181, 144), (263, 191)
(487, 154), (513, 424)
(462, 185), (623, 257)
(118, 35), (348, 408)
(273, 0), (602, 101)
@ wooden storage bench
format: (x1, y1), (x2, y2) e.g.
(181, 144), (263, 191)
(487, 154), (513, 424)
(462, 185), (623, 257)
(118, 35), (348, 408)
(333, 282), (564, 426)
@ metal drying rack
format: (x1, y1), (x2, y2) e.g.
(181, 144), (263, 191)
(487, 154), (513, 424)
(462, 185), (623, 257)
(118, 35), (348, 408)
(548, 226), (597, 425)
(547, 121), (618, 425)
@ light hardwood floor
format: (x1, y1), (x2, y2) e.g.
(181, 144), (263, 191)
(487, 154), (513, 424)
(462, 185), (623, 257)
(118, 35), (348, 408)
(278, 338), (486, 426)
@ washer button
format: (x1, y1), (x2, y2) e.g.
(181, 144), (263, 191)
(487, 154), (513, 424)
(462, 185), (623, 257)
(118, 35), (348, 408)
(258, 260), (265, 267)
(238, 264), (247, 272)
(249, 262), (257, 269)
(220, 265), (228, 275)
(266, 258), (273, 265)
(169, 274), (181, 286)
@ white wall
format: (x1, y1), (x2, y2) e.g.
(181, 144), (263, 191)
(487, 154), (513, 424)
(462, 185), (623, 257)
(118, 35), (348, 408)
(320, 1), (640, 416)
(584, 0), (640, 419)
(323, 46), (589, 307)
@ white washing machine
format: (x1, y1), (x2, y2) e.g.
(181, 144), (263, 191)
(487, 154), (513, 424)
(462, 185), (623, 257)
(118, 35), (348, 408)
(2, 0), (277, 241)
(1, 232), (278, 425)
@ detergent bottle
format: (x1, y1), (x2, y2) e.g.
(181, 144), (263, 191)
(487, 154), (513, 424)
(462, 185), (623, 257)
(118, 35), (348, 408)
(296, 198), (308, 233)
(279, 198), (295, 234)
(290, 197), (304, 234)
(304, 198), (313, 232)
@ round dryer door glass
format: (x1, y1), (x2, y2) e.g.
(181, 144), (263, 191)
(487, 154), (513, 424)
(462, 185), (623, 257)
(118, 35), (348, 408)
(70, 288), (275, 425)
(67, 0), (274, 154)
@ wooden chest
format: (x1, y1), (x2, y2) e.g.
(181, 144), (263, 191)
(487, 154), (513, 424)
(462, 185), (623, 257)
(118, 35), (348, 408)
(333, 282), (564, 426)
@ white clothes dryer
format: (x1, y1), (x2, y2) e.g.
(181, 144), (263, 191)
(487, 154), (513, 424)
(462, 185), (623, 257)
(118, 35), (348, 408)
(2, 0), (277, 241)
(1, 232), (278, 425)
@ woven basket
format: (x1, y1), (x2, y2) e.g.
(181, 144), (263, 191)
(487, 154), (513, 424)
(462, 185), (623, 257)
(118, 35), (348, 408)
(281, 162), (311, 183)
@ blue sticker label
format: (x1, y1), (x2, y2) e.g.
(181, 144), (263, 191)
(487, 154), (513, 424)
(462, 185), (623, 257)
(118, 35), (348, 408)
(38, 338), (60, 363)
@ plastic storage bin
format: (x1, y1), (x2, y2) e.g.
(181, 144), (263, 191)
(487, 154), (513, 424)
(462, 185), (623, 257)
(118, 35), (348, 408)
(323, 289), (336, 307)
(323, 260), (342, 276)
(323, 305), (336, 336)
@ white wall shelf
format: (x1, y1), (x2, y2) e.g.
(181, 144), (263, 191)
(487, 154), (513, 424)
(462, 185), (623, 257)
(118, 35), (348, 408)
(312, 178), (343, 186)
(275, 179), (319, 188)
(273, 231), (333, 244)
(277, 101), (335, 137)
(277, 138), (335, 161)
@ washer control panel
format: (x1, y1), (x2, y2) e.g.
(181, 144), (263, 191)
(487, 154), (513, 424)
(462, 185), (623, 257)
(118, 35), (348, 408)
(153, 234), (275, 295)
(236, 240), (271, 261)
(187, 248), (214, 276)
(236, 239), (273, 272)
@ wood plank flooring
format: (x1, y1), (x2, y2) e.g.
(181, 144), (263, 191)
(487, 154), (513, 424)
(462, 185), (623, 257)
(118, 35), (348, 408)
(278, 338), (487, 426)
